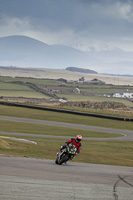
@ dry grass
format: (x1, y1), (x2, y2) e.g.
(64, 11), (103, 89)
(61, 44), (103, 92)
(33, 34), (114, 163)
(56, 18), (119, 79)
(0, 68), (133, 85)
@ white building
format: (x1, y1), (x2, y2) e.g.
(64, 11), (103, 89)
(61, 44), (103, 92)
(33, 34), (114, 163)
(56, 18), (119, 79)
(73, 87), (80, 94)
(113, 91), (133, 98)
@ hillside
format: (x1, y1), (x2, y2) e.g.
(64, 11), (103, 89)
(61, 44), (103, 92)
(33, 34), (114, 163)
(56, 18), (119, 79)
(66, 67), (97, 74)
(0, 35), (95, 69)
(1, 35), (133, 75)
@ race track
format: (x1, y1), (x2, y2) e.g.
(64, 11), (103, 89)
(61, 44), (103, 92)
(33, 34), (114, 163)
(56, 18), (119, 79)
(0, 115), (133, 141)
(0, 115), (133, 199)
(0, 156), (133, 200)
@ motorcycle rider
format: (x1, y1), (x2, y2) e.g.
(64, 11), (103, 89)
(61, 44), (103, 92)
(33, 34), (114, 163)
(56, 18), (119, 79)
(57, 135), (82, 157)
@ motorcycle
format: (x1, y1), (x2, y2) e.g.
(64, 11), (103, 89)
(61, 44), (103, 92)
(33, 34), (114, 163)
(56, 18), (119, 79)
(55, 144), (77, 165)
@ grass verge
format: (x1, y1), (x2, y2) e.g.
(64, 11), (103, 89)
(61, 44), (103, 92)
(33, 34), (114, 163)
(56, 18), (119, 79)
(0, 138), (133, 167)
(0, 104), (133, 131)
(0, 119), (122, 138)
(0, 104), (133, 167)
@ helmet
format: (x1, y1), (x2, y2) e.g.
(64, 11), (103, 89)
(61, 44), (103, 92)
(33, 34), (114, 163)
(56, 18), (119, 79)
(76, 135), (82, 142)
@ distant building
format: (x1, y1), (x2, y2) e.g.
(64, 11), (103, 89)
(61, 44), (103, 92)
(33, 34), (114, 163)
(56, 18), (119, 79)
(59, 98), (67, 103)
(113, 91), (133, 98)
(56, 78), (67, 83)
(89, 78), (105, 85)
(73, 87), (80, 94)
(68, 78), (105, 85)
(79, 77), (85, 82)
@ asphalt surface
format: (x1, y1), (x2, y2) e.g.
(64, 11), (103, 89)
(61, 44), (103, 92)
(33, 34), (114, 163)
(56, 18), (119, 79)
(0, 156), (133, 200)
(0, 115), (133, 199)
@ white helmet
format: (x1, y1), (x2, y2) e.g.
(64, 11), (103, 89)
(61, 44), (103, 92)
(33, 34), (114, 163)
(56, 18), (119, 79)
(76, 135), (82, 142)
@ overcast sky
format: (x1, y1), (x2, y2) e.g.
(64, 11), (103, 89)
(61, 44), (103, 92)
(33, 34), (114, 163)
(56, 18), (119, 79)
(0, 0), (133, 74)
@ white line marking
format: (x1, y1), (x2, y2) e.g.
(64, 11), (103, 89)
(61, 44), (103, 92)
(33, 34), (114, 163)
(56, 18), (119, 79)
(0, 136), (37, 145)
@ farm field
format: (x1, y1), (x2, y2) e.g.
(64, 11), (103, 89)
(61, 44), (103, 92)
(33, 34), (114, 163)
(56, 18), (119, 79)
(0, 75), (133, 119)
(58, 93), (133, 107)
(0, 75), (133, 103)
(1, 67), (133, 85)
(0, 79), (50, 98)
(0, 90), (48, 98)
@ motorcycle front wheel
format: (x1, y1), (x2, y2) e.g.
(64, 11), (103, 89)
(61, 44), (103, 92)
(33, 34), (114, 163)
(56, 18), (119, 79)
(55, 158), (59, 164)
(58, 154), (69, 165)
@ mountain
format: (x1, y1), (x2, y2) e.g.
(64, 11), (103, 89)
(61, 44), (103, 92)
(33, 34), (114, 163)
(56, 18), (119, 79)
(0, 35), (95, 69)
(0, 35), (133, 75)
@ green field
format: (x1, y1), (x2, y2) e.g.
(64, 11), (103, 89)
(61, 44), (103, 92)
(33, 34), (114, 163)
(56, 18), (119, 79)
(0, 76), (133, 121)
(0, 90), (49, 98)
(1, 76), (133, 107)
(0, 104), (133, 167)
(0, 76), (59, 85)
(0, 81), (49, 98)
(0, 75), (133, 166)
(0, 137), (133, 167)
(0, 104), (133, 130)
(58, 93), (133, 106)
(0, 119), (121, 138)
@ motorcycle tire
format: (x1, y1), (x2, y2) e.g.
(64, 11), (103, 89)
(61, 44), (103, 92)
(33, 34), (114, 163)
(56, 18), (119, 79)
(55, 158), (58, 164)
(58, 154), (68, 165)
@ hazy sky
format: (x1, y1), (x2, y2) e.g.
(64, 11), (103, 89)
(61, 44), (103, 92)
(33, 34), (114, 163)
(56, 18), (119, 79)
(0, 0), (133, 74)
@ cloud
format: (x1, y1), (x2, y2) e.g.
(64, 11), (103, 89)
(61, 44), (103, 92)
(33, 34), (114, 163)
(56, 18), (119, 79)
(1, 0), (133, 52)
(0, 16), (32, 37)
(116, 1), (133, 22)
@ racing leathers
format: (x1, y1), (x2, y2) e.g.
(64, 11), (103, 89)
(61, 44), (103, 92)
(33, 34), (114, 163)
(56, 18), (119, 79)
(61, 138), (82, 155)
